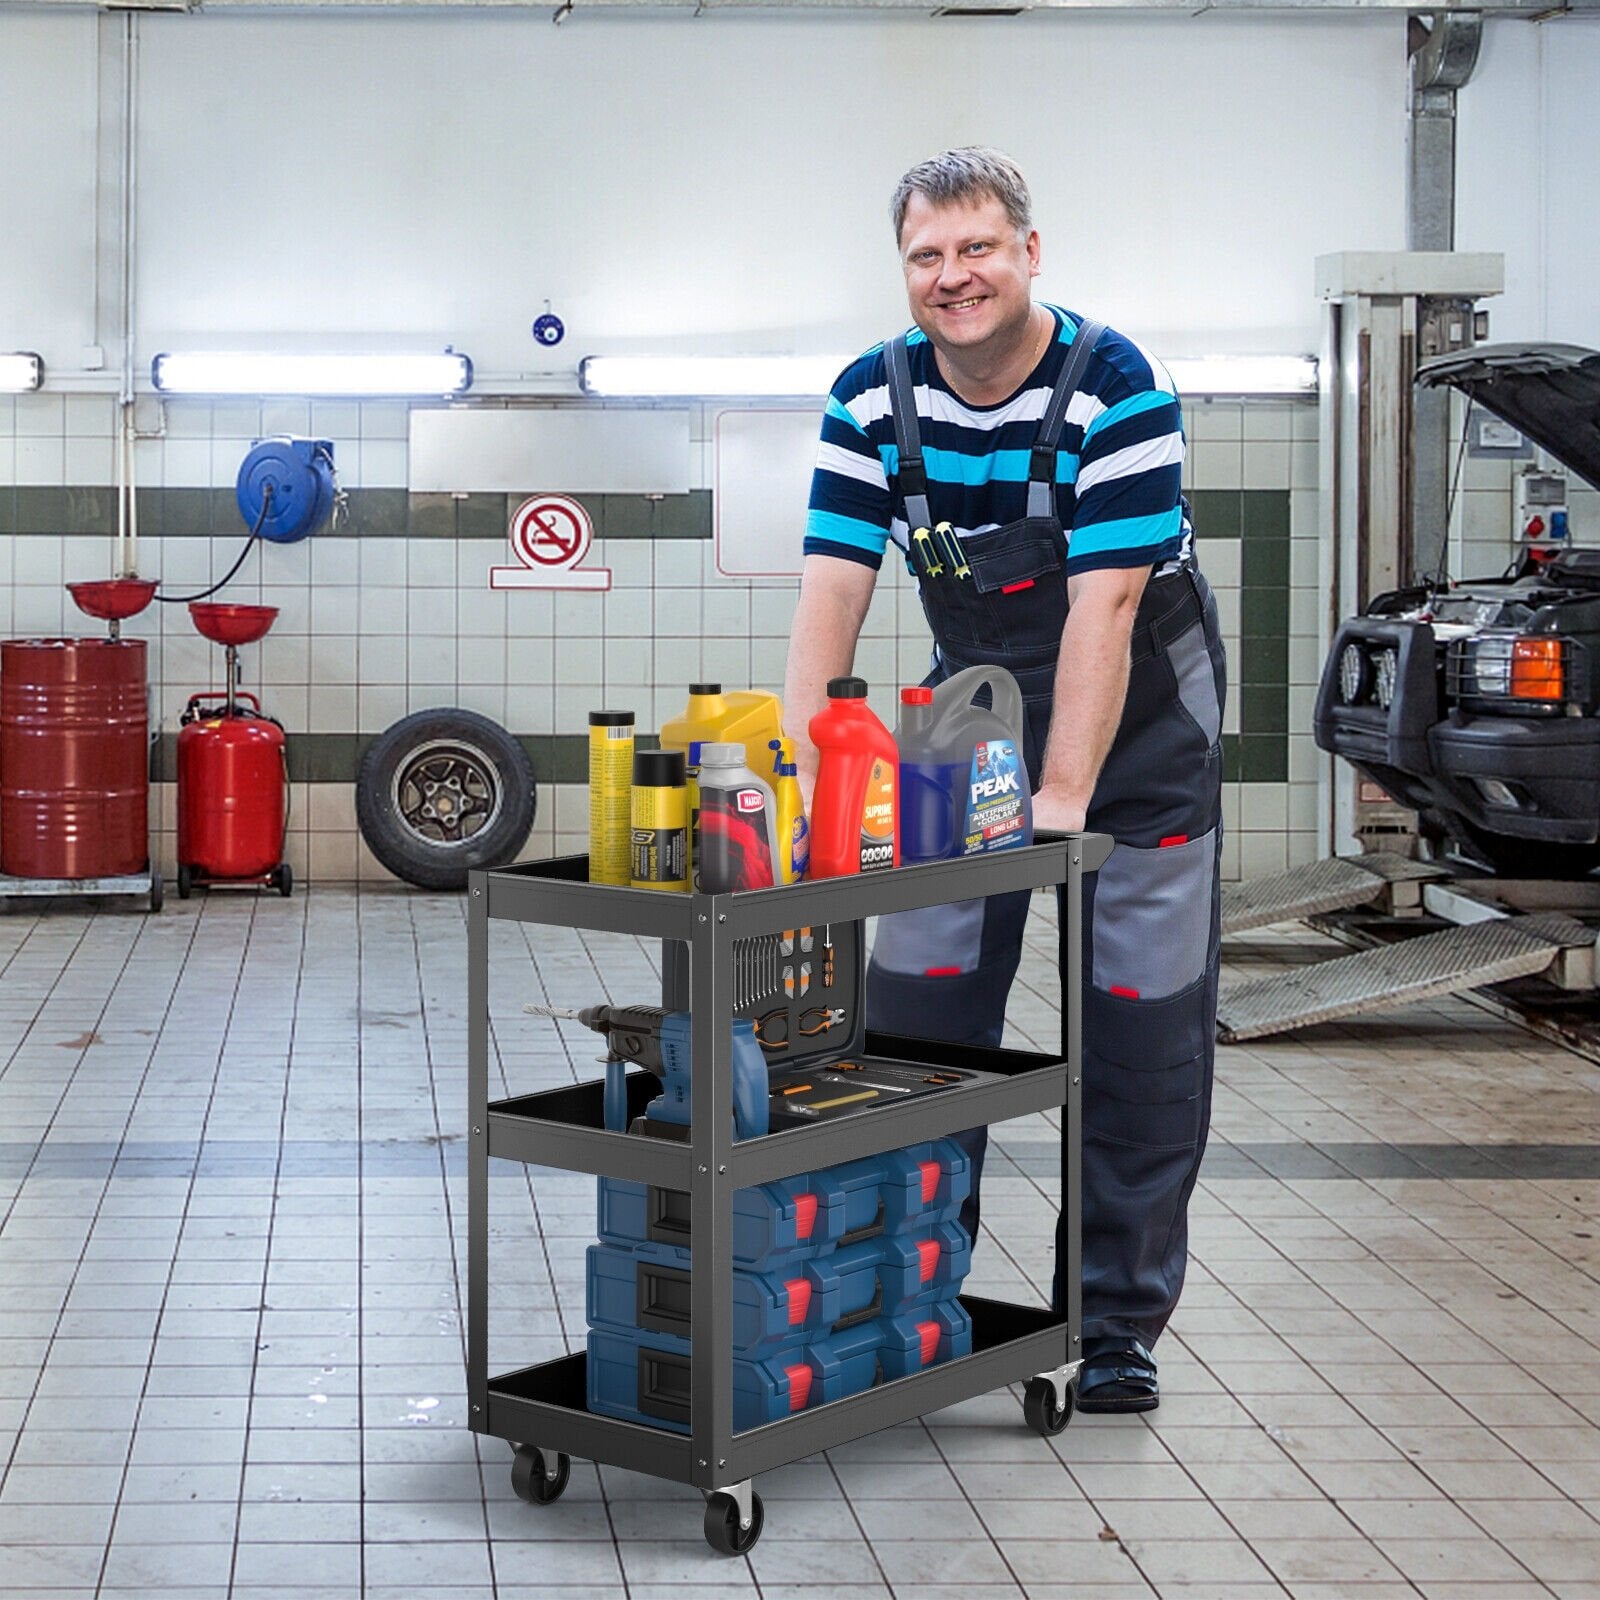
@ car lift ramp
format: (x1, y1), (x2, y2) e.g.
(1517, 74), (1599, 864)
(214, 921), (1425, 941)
(1221, 852), (1446, 937)
(1218, 910), (1596, 1043)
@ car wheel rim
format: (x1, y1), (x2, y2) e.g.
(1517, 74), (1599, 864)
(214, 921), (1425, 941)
(391, 739), (504, 847)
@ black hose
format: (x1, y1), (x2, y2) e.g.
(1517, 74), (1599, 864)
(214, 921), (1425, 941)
(154, 483), (273, 604)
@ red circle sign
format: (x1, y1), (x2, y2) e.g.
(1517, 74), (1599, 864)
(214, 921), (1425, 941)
(510, 495), (592, 569)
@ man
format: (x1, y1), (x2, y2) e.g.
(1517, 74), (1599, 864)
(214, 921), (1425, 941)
(783, 148), (1225, 1413)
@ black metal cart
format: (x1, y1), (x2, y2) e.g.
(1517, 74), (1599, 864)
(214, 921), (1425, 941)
(467, 832), (1111, 1553)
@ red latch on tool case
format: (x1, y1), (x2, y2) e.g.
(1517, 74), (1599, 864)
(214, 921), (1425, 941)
(916, 1321), (940, 1364)
(785, 1277), (812, 1326)
(916, 1238), (940, 1282)
(786, 1363), (813, 1410)
(918, 1160), (940, 1205)
(793, 1192), (818, 1239)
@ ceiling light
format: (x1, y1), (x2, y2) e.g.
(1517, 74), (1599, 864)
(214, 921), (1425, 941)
(0, 353), (44, 392)
(581, 351), (1317, 400)
(150, 351), (473, 396)
(579, 355), (851, 398)
(1163, 356), (1318, 396)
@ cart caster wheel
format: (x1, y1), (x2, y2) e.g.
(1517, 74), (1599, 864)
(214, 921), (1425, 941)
(510, 1444), (568, 1504)
(274, 862), (292, 898)
(177, 864), (193, 900)
(149, 869), (164, 913)
(1024, 1375), (1075, 1436)
(704, 1489), (763, 1555)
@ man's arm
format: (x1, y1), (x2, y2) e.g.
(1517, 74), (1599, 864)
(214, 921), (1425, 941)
(783, 553), (879, 802)
(1033, 564), (1150, 834)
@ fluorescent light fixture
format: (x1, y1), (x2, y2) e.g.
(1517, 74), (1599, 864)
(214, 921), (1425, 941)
(582, 351), (1316, 399)
(1164, 356), (1318, 396)
(0, 352), (44, 392)
(151, 351), (473, 396)
(580, 354), (850, 398)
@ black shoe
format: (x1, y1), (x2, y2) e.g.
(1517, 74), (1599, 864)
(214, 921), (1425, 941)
(1076, 1337), (1159, 1414)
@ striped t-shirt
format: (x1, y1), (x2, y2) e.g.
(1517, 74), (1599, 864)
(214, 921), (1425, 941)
(804, 306), (1192, 576)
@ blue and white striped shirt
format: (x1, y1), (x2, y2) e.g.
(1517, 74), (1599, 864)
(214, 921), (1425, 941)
(805, 306), (1192, 576)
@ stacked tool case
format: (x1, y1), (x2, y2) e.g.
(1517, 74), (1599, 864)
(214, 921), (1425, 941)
(585, 1141), (974, 1431)
(466, 832), (1111, 1553)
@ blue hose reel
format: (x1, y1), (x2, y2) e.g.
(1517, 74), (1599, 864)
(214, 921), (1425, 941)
(235, 437), (337, 543)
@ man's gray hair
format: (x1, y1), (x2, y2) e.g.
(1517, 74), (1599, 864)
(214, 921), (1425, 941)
(890, 148), (1033, 244)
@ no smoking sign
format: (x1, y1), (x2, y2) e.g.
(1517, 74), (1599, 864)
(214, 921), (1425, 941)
(491, 493), (612, 591)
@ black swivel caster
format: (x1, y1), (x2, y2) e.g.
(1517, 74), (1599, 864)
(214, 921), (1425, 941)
(1023, 1374), (1075, 1436)
(703, 1488), (764, 1554)
(177, 864), (194, 900)
(273, 862), (293, 898)
(510, 1444), (569, 1504)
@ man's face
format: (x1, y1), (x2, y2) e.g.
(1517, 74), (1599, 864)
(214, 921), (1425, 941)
(899, 191), (1040, 360)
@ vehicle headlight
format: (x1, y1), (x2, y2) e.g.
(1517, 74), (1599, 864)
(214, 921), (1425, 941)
(1373, 647), (1399, 710)
(1338, 642), (1372, 705)
(1463, 635), (1514, 696)
(1457, 635), (1566, 703)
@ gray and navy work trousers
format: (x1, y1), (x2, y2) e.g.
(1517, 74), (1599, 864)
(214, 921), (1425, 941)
(866, 566), (1226, 1349)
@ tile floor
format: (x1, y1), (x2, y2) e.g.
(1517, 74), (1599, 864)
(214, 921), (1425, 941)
(1, 886), (1598, 1599)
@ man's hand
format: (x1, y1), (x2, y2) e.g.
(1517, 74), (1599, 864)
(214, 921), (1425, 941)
(1031, 786), (1086, 836)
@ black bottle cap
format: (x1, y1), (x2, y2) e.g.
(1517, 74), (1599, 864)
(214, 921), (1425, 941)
(827, 676), (868, 699)
(689, 682), (721, 695)
(588, 710), (635, 727)
(632, 749), (686, 787)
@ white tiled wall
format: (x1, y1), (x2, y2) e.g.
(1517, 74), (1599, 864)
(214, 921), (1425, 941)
(3, 390), (1351, 885)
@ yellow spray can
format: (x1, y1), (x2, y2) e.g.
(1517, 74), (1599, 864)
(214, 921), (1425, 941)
(587, 710), (634, 886)
(629, 750), (689, 891)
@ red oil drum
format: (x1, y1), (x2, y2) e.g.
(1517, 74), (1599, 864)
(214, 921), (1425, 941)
(176, 695), (287, 880)
(0, 638), (150, 878)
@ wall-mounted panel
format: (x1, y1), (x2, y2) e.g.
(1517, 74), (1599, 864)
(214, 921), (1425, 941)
(408, 407), (691, 494)
(714, 408), (818, 578)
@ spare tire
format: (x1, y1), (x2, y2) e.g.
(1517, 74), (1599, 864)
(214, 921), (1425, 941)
(356, 709), (537, 890)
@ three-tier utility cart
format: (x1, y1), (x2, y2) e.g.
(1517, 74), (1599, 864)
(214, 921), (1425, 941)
(467, 832), (1111, 1553)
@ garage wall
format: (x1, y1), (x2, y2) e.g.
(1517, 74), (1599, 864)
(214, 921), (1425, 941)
(1459, 17), (1600, 349)
(3, 7), (1394, 883)
(1449, 17), (1600, 589)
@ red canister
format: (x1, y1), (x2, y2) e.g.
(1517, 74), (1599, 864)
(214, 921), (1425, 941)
(176, 696), (287, 880)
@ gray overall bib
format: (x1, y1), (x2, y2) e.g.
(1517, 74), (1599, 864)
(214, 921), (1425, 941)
(867, 323), (1226, 1349)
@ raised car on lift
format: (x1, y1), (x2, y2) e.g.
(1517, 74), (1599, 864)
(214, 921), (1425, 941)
(1315, 343), (1600, 877)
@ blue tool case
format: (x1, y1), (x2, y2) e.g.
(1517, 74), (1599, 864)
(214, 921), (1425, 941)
(585, 1300), (975, 1435)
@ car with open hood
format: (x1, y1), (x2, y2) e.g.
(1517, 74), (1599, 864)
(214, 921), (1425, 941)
(1313, 342), (1600, 876)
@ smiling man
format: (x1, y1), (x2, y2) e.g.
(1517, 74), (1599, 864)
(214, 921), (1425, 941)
(784, 148), (1227, 1413)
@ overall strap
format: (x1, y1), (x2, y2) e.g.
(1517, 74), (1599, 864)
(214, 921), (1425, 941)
(884, 334), (933, 533)
(1027, 317), (1105, 519)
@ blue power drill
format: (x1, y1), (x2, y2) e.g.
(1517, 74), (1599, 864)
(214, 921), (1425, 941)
(528, 1003), (768, 1141)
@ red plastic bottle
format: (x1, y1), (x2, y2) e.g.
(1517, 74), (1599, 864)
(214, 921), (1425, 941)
(807, 676), (900, 877)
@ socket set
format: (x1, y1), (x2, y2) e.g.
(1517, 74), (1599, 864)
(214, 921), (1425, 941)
(731, 919), (999, 1128)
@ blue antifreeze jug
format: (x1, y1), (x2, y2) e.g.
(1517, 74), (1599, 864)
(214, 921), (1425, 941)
(897, 666), (1032, 863)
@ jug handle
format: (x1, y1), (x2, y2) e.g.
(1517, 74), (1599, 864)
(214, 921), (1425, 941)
(945, 664), (1024, 739)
